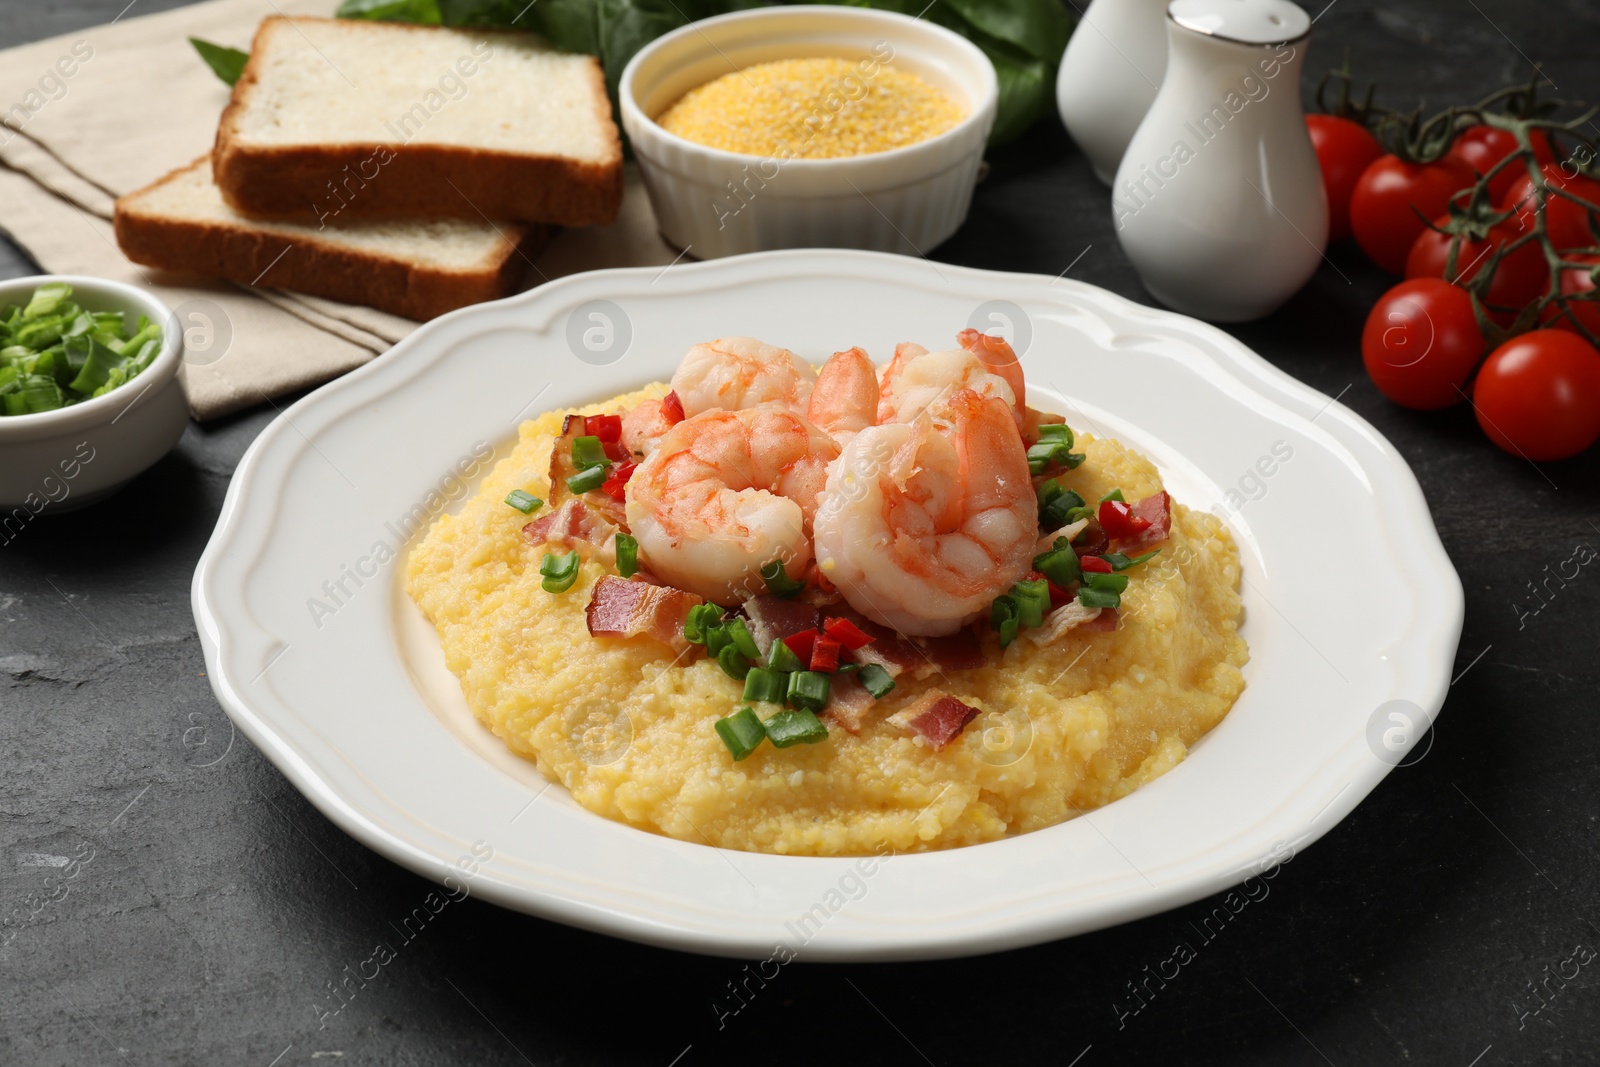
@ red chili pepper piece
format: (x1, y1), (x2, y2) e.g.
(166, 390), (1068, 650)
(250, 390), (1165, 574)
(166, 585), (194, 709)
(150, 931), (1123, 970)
(1080, 555), (1114, 574)
(588, 413), (623, 443)
(784, 629), (818, 663)
(602, 438), (632, 463)
(1098, 499), (1152, 540)
(600, 461), (637, 502)
(810, 636), (842, 673)
(821, 616), (874, 650)
(1047, 581), (1073, 608)
(661, 391), (685, 425)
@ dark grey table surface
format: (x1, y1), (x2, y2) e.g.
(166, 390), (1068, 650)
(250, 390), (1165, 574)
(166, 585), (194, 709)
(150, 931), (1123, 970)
(4, 1), (1599, 1064)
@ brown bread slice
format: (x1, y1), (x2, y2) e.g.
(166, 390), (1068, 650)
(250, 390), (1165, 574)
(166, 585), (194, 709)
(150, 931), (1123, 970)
(211, 17), (622, 227)
(114, 157), (546, 321)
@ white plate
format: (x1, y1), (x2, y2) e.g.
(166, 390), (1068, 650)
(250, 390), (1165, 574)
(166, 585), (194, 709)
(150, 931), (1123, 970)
(194, 249), (1462, 961)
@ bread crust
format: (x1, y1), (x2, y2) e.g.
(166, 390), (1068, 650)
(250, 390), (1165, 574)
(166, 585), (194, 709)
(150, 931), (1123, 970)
(212, 17), (623, 227)
(114, 160), (548, 321)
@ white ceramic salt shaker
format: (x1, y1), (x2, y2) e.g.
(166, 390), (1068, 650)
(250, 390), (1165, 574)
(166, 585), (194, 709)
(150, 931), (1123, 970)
(1056, 0), (1171, 186)
(1112, 0), (1326, 322)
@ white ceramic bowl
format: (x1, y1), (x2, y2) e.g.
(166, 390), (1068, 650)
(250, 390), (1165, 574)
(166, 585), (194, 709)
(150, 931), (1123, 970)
(0, 274), (187, 513)
(620, 6), (998, 260)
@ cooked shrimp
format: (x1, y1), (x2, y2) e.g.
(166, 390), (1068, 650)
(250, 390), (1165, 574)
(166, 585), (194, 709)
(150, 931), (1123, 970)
(621, 397), (674, 459)
(813, 388), (1036, 636)
(626, 407), (839, 606)
(876, 343), (1019, 427)
(807, 346), (879, 443)
(956, 328), (1027, 412)
(670, 337), (815, 418)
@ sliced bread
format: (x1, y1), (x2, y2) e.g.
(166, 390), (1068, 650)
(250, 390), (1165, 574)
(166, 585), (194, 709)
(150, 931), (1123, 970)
(114, 157), (547, 321)
(212, 17), (623, 227)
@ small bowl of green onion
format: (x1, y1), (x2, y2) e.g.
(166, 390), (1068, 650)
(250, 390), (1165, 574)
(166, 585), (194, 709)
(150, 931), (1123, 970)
(0, 275), (187, 513)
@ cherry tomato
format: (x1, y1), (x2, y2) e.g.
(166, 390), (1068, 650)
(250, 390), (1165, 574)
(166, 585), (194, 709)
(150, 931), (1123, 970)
(1539, 255), (1600, 339)
(1362, 278), (1485, 409)
(1351, 155), (1478, 273)
(1502, 163), (1600, 250)
(1404, 217), (1548, 325)
(1447, 126), (1554, 204)
(1306, 114), (1384, 243)
(1473, 330), (1600, 460)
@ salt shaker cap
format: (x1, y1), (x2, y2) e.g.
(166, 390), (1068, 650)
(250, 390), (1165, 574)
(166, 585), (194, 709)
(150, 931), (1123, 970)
(1167, 0), (1311, 44)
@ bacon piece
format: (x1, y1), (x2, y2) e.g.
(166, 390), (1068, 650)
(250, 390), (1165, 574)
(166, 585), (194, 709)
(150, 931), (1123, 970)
(523, 498), (620, 564)
(585, 575), (703, 651)
(822, 672), (876, 735)
(887, 690), (980, 751)
(743, 596), (820, 658)
(548, 414), (628, 527)
(1072, 518), (1109, 559)
(1125, 491), (1172, 548)
(850, 620), (986, 680)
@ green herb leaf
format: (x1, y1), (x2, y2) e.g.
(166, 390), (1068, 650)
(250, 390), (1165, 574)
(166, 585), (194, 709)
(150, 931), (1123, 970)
(189, 37), (249, 86)
(336, 0), (443, 23)
(1102, 549), (1160, 571)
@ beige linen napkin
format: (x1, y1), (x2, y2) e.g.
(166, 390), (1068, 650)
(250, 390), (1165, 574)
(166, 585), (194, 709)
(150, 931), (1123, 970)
(0, 0), (677, 419)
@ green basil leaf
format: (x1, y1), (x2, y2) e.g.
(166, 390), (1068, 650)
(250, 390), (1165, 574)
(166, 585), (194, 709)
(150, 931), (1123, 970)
(189, 38), (249, 86)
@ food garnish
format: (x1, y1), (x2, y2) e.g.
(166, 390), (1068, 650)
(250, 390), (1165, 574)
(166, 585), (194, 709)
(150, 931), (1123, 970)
(505, 489), (543, 514)
(539, 550), (581, 593)
(0, 283), (163, 416)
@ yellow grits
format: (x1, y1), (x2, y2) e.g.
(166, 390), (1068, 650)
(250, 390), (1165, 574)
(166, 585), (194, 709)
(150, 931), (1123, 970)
(656, 57), (966, 159)
(406, 386), (1248, 856)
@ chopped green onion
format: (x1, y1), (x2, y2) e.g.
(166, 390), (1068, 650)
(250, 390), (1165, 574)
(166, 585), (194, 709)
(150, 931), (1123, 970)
(1077, 586), (1122, 610)
(1036, 423), (1073, 447)
(0, 282), (161, 416)
(715, 706), (766, 760)
(704, 624), (733, 658)
(742, 667), (788, 704)
(1066, 506), (1097, 525)
(1102, 549), (1160, 571)
(571, 434), (610, 469)
(684, 603), (723, 644)
(1032, 537), (1081, 587)
(1027, 439), (1082, 474)
(539, 550), (580, 593)
(767, 637), (805, 673)
(726, 618), (761, 661)
(1083, 572), (1130, 593)
(765, 708), (828, 748)
(614, 533), (639, 577)
(1010, 579), (1050, 629)
(855, 663), (896, 699)
(991, 594), (1020, 648)
(786, 670), (831, 712)
(717, 644), (750, 680)
(1100, 488), (1125, 502)
(505, 489), (543, 514)
(1038, 479), (1086, 529)
(565, 465), (609, 493)
(1077, 571), (1129, 610)
(760, 558), (804, 598)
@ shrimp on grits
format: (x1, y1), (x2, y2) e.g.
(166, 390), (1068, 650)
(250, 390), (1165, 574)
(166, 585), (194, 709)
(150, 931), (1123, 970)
(406, 328), (1247, 856)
